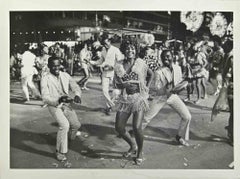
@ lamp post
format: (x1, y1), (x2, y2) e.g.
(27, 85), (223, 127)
(95, 11), (98, 27)
(167, 11), (171, 40)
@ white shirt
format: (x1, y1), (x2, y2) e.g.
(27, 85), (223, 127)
(102, 45), (123, 78)
(154, 64), (183, 95)
(21, 51), (37, 77)
(41, 71), (81, 107)
(79, 48), (92, 64)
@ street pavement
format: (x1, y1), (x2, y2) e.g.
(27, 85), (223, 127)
(10, 75), (233, 169)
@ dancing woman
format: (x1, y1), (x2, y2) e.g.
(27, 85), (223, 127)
(114, 42), (153, 165)
(191, 43), (209, 103)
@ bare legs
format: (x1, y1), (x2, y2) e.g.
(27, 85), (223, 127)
(195, 77), (207, 103)
(78, 66), (90, 89)
(185, 79), (194, 101)
(115, 109), (144, 163)
(115, 111), (135, 150)
(201, 78), (207, 99)
(132, 110), (144, 160)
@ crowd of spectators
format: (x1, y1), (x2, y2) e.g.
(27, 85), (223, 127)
(10, 33), (232, 103)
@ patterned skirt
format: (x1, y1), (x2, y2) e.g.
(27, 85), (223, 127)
(117, 93), (149, 114)
(192, 68), (209, 79)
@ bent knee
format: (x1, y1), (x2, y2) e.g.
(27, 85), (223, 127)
(115, 125), (125, 134)
(59, 123), (70, 131)
(73, 120), (81, 129)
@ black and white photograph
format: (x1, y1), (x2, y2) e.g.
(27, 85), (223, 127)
(1, 0), (240, 178)
(9, 10), (234, 169)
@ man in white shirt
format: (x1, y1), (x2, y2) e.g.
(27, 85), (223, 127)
(101, 34), (123, 115)
(143, 50), (191, 146)
(41, 56), (82, 161)
(20, 45), (41, 101)
(77, 42), (92, 90)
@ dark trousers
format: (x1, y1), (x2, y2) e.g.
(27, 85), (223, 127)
(78, 68), (90, 87)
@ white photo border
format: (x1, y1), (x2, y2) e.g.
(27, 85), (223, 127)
(1, 0), (240, 179)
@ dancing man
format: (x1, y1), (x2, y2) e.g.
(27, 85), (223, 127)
(41, 56), (82, 161)
(143, 50), (192, 146)
(77, 41), (92, 90)
(101, 34), (123, 115)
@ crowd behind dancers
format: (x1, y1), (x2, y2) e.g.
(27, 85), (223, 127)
(9, 32), (233, 163)
(10, 33), (231, 101)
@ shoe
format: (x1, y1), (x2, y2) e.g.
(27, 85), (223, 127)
(201, 95), (208, 99)
(56, 152), (67, 161)
(76, 131), (81, 136)
(76, 131), (89, 139)
(134, 157), (144, 165)
(176, 135), (190, 147)
(123, 146), (137, 158)
(178, 138), (190, 147)
(23, 98), (30, 103)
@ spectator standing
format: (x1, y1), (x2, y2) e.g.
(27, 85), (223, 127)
(77, 42), (92, 90)
(20, 44), (41, 101)
(210, 35), (224, 95)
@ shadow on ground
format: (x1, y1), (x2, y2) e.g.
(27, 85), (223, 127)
(10, 128), (56, 159)
(10, 122), (230, 165)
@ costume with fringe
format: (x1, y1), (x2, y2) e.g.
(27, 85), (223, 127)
(191, 51), (209, 79)
(114, 58), (149, 114)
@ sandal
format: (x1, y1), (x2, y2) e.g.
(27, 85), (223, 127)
(178, 138), (190, 147)
(123, 146), (137, 158)
(176, 135), (190, 147)
(56, 152), (67, 161)
(134, 157), (144, 165)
